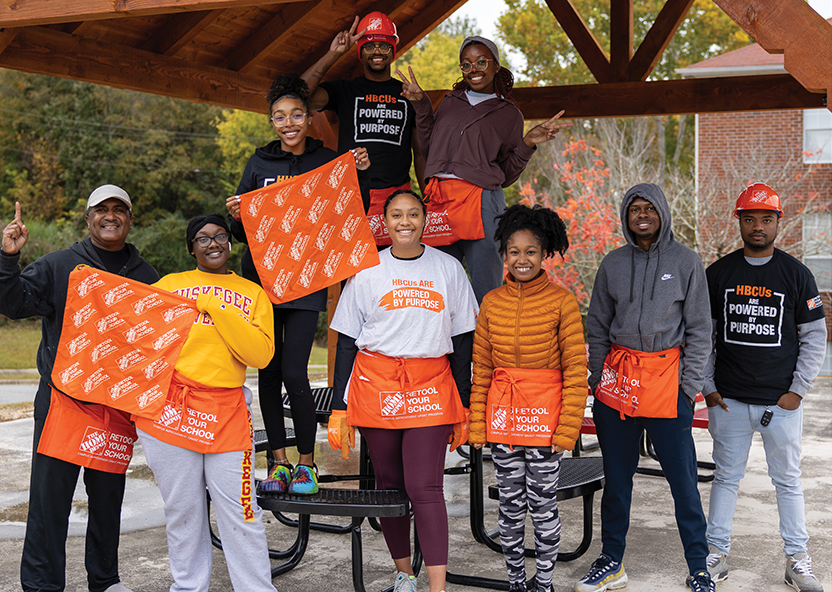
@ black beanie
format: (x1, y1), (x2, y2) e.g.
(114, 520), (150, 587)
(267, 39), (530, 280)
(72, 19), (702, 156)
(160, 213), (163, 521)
(186, 214), (231, 255)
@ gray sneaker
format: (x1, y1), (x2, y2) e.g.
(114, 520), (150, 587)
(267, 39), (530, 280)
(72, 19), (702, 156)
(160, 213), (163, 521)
(785, 553), (823, 592)
(394, 571), (417, 592)
(685, 545), (728, 586)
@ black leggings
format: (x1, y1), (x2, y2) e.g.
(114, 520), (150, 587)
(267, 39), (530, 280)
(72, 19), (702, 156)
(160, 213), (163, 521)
(259, 308), (319, 454)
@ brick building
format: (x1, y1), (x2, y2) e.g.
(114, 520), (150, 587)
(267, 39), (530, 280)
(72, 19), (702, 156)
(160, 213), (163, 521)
(679, 40), (832, 374)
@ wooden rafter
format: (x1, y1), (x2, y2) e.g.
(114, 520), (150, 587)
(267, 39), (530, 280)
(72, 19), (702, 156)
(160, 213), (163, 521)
(628, 0), (694, 81)
(425, 73), (824, 119)
(0, 27), (20, 55)
(713, 0), (831, 106)
(139, 10), (224, 57)
(222, 0), (328, 74)
(0, 0), (304, 28)
(543, 0), (610, 83)
(609, 0), (632, 81)
(0, 26), (270, 111)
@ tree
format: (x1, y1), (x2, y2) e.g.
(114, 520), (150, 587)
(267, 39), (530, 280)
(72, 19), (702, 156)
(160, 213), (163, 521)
(216, 110), (274, 195)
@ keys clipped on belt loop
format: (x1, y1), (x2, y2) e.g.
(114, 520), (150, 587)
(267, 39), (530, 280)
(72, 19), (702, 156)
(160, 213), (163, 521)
(761, 406), (773, 427)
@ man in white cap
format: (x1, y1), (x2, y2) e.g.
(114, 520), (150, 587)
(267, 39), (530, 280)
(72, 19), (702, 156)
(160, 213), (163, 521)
(0, 185), (158, 592)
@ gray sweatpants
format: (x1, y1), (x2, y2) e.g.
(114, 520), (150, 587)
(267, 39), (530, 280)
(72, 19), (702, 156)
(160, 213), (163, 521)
(138, 422), (276, 592)
(437, 187), (506, 304)
(493, 444), (563, 590)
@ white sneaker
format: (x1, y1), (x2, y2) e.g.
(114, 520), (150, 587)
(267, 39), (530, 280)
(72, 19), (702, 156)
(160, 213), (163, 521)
(393, 571), (417, 592)
(104, 584), (134, 592)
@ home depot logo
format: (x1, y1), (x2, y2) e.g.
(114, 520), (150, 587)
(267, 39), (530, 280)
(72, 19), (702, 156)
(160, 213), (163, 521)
(339, 214), (361, 242)
(380, 391), (406, 417)
(326, 159), (349, 188)
(66, 333), (91, 356)
(83, 368), (110, 394)
(280, 206), (301, 234)
(368, 16), (382, 30)
(89, 339), (118, 364)
(124, 320), (154, 344)
(300, 172), (323, 198)
(79, 427), (108, 455)
(262, 242), (284, 271)
(272, 185), (294, 207)
(156, 404), (182, 428)
(288, 232), (310, 261)
(298, 260), (318, 288)
(132, 294), (164, 315)
(322, 250), (342, 278)
(751, 189), (777, 203)
(254, 216), (275, 244)
(348, 241), (370, 267)
(306, 196), (330, 224)
(103, 283), (134, 307)
(248, 192), (266, 217)
(137, 385), (165, 409)
(143, 358), (169, 380)
(334, 186), (355, 215)
(163, 304), (192, 323)
(315, 223), (335, 251)
(491, 405), (509, 431)
(60, 362), (84, 385)
(152, 329), (180, 351)
(272, 269), (293, 299)
(72, 303), (96, 328)
(75, 274), (105, 298)
(96, 312), (125, 334)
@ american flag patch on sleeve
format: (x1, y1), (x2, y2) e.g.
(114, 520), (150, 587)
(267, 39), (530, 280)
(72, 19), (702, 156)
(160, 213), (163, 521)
(807, 295), (822, 311)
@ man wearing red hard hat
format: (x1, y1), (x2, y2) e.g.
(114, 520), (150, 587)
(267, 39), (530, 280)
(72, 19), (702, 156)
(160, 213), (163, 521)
(702, 182), (827, 591)
(301, 12), (425, 236)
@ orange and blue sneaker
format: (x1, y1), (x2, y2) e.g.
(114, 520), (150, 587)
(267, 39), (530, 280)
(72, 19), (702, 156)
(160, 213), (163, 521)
(288, 463), (319, 495)
(259, 461), (293, 493)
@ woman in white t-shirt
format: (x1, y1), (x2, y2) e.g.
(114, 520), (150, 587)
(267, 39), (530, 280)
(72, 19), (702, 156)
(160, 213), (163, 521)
(327, 190), (478, 592)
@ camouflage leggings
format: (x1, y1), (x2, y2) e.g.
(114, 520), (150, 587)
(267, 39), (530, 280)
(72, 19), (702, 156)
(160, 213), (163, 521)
(492, 445), (563, 590)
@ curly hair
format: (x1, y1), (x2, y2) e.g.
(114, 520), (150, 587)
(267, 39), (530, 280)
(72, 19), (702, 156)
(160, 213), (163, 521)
(494, 204), (569, 259)
(452, 42), (515, 99)
(266, 73), (311, 111)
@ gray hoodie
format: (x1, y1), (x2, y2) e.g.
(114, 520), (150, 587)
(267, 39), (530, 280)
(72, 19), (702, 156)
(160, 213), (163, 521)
(586, 183), (711, 400)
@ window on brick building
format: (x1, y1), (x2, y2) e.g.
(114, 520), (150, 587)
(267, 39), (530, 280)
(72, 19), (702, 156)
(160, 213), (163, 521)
(803, 212), (832, 290)
(803, 109), (832, 163)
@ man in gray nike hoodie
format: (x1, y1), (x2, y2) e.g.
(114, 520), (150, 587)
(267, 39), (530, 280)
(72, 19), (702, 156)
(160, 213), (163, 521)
(575, 183), (714, 592)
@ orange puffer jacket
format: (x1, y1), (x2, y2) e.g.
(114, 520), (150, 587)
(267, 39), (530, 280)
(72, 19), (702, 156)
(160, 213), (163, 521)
(469, 271), (588, 450)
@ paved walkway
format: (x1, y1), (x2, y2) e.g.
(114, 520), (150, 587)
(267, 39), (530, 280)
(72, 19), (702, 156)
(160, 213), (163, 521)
(0, 378), (829, 592)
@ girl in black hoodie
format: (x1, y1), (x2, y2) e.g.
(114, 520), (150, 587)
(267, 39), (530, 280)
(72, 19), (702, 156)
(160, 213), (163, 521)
(226, 73), (370, 494)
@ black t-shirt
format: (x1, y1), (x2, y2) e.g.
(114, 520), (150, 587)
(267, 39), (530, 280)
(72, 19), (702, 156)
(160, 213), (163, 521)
(319, 76), (415, 190)
(706, 248), (825, 404)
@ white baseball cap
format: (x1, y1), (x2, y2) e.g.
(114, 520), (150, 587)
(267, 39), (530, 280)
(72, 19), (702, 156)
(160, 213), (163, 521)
(87, 184), (132, 210)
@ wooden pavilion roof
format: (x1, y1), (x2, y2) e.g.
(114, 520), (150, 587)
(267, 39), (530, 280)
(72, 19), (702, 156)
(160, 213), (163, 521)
(0, 0), (829, 125)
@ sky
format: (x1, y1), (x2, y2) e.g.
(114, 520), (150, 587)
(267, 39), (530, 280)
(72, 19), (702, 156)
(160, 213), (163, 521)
(451, 0), (832, 45)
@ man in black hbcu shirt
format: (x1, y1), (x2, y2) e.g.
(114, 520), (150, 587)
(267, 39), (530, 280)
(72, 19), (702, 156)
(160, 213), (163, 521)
(702, 183), (826, 592)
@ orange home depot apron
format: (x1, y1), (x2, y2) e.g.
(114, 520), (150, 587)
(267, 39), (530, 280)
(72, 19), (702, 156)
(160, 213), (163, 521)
(366, 183), (412, 246)
(133, 371), (252, 454)
(486, 367), (563, 447)
(38, 387), (137, 474)
(421, 177), (485, 247)
(595, 344), (681, 419)
(347, 350), (465, 429)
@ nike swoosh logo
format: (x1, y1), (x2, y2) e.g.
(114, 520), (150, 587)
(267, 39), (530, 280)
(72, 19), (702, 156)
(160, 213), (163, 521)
(661, 274), (673, 281)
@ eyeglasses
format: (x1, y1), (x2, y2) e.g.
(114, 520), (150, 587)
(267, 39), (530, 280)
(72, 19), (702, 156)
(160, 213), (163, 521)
(362, 43), (394, 54)
(460, 59), (494, 73)
(270, 113), (308, 126)
(193, 233), (230, 248)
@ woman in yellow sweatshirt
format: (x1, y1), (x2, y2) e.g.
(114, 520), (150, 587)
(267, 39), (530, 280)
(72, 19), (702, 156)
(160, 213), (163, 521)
(134, 214), (277, 592)
(469, 204), (588, 592)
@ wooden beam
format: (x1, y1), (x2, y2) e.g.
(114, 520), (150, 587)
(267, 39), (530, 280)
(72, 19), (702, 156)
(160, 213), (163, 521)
(0, 0), (306, 28)
(543, 0), (611, 83)
(609, 0), (632, 82)
(140, 10), (224, 57)
(712, 0), (831, 106)
(629, 0), (694, 81)
(223, 0), (328, 74)
(0, 27), (20, 55)
(0, 26), (271, 112)
(425, 74), (825, 119)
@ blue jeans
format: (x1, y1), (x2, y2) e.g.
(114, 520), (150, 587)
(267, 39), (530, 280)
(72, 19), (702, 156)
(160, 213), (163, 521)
(594, 392), (708, 575)
(706, 399), (808, 556)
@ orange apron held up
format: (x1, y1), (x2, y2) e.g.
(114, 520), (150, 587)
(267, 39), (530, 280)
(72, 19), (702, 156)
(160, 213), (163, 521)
(133, 371), (252, 453)
(486, 367), (563, 447)
(347, 350), (465, 429)
(421, 177), (485, 246)
(595, 344), (681, 419)
(38, 387), (137, 474)
(366, 183), (412, 246)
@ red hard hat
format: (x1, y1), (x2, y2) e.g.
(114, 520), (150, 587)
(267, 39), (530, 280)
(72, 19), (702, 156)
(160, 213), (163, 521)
(733, 182), (783, 218)
(356, 12), (399, 57)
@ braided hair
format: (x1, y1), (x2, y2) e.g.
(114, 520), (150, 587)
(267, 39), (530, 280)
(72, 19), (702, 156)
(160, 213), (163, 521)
(494, 204), (569, 259)
(266, 73), (311, 111)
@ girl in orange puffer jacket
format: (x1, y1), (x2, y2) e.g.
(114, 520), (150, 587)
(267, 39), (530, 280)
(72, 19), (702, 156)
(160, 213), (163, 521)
(469, 203), (588, 592)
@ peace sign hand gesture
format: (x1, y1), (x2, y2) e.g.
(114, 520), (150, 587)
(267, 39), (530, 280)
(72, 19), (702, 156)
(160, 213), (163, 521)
(523, 110), (573, 148)
(330, 16), (366, 56)
(2, 202), (29, 255)
(395, 67), (425, 102)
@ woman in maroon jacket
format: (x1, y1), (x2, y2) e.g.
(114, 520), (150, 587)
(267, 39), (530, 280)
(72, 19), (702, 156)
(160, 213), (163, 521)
(396, 35), (569, 304)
